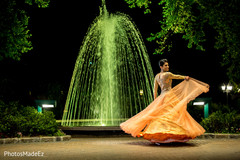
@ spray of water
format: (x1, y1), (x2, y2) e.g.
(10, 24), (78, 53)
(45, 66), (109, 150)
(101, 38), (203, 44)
(62, 0), (154, 126)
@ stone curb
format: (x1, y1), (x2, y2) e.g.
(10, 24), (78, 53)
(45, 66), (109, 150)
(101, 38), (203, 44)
(196, 133), (240, 139)
(71, 133), (240, 139)
(0, 135), (71, 145)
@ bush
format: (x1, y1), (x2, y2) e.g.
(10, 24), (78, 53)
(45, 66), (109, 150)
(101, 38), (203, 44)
(200, 110), (240, 133)
(53, 129), (66, 136)
(0, 100), (59, 138)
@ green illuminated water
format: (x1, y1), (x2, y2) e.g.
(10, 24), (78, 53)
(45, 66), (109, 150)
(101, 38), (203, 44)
(61, 1), (154, 126)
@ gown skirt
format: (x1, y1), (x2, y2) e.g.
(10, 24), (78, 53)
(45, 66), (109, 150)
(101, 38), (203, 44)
(120, 78), (209, 143)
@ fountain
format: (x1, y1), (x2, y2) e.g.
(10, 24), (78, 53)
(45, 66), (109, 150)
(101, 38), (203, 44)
(61, 0), (154, 127)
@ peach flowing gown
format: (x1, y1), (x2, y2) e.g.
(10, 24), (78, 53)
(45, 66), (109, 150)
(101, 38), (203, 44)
(120, 72), (209, 143)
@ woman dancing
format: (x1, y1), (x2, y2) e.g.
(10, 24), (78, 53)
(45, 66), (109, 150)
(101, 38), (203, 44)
(120, 59), (209, 143)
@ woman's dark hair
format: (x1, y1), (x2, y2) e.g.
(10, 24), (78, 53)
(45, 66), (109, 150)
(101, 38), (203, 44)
(159, 59), (168, 67)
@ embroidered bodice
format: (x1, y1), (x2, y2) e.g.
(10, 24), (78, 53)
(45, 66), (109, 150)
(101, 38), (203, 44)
(154, 72), (185, 99)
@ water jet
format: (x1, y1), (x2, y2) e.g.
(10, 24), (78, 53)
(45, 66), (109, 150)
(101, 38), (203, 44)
(62, 0), (154, 127)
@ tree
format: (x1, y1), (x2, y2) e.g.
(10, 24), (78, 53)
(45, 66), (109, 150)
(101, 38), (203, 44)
(124, 0), (240, 89)
(0, 0), (50, 61)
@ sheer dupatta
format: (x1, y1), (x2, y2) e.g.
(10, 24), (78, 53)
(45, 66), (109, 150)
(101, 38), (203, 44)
(120, 78), (209, 137)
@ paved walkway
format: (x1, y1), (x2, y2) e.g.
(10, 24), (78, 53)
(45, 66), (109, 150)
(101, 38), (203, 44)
(1, 137), (240, 160)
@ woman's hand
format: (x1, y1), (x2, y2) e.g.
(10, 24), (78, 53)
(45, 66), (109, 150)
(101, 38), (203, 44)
(185, 76), (190, 81)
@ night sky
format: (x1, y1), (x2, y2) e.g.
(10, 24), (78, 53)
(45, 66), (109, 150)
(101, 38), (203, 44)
(0, 0), (229, 105)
